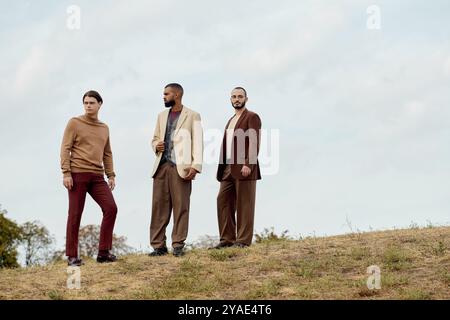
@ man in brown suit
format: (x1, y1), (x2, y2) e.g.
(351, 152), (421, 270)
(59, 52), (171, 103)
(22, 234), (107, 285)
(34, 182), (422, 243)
(214, 87), (262, 248)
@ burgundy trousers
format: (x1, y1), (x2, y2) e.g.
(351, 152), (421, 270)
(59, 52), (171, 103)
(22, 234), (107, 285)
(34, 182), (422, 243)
(66, 172), (117, 257)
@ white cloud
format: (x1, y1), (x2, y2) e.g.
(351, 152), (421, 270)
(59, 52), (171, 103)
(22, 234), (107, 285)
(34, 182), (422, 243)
(13, 45), (46, 94)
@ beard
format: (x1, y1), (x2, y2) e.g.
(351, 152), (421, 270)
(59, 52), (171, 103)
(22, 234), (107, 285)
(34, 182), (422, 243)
(164, 99), (176, 108)
(232, 101), (246, 109)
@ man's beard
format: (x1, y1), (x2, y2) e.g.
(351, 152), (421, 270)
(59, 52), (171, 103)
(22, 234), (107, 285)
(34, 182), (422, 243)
(164, 99), (176, 108)
(232, 101), (246, 109)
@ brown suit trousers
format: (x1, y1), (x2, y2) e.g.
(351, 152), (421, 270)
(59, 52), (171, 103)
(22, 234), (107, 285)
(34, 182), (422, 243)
(217, 167), (257, 246)
(150, 162), (192, 249)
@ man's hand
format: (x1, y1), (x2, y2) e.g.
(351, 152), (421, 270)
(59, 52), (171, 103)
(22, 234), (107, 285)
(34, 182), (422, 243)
(156, 141), (165, 153)
(241, 165), (251, 178)
(108, 177), (116, 191)
(63, 176), (73, 190)
(184, 168), (198, 180)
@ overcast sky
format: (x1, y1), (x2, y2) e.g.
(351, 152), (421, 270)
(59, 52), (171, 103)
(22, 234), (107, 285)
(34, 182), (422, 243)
(1, 0), (449, 252)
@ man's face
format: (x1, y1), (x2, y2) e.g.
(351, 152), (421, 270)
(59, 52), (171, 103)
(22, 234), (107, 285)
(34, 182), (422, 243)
(83, 96), (101, 115)
(163, 87), (177, 108)
(230, 89), (248, 109)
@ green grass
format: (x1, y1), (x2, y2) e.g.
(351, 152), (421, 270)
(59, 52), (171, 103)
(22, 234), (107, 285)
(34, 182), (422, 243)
(431, 241), (447, 256)
(382, 246), (413, 271)
(402, 289), (433, 300)
(1, 226), (449, 300)
(208, 248), (240, 261)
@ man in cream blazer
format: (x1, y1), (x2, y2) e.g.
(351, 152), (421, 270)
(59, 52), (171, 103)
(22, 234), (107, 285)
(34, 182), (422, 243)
(149, 83), (203, 257)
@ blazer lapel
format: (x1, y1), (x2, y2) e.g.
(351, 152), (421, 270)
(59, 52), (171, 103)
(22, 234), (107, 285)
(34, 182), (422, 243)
(174, 106), (189, 136)
(224, 116), (234, 130)
(234, 108), (248, 130)
(160, 109), (170, 136)
(221, 109), (247, 163)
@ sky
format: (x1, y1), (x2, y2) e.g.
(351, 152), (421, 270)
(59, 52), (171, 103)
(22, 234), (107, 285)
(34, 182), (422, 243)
(1, 0), (449, 253)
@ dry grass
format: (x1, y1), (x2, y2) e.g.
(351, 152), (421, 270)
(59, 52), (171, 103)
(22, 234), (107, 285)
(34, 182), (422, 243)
(0, 226), (449, 300)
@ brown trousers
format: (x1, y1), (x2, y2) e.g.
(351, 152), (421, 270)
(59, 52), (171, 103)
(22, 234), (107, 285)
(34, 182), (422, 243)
(66, 172), (117, 257)
(150, 162), (192, 249)
(217, 171), (257, 246)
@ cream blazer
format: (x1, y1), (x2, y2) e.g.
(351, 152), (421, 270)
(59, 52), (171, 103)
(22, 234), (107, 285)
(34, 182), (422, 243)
(151, 106), (203, 178)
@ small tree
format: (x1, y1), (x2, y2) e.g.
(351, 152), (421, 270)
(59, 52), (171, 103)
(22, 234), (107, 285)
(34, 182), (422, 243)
(0, 206), (22, 268)
(21, 221), (54, 266)
(50, 249), (66, 263)
(254, 227), (292, 243)
(78, 224), (134, 258)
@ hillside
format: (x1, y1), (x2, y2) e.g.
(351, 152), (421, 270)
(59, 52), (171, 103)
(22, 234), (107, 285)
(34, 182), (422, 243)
(0, 226), (449, 300)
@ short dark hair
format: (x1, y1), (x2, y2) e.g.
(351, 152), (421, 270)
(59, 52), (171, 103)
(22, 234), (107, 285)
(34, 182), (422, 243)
(233, 86), (247, 97)
(83, 90), (103, 103)
(165, 83), (184, 96)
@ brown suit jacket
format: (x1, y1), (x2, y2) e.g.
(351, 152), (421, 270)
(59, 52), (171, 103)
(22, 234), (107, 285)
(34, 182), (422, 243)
(217, 108), (262, 181)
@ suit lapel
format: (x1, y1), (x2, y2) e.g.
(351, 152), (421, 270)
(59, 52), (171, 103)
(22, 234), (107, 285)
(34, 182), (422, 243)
(234, 108), (248, 130)
(174, 106), (189, 136)
(221, 109), (248, 163)
(224, 116), (234, 130)
(160, 109), (170, 136)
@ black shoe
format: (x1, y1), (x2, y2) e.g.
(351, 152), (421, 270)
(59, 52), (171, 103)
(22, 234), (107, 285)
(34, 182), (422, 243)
(149, 247), (168, 257)
(209, 242), (234, 250)
(233, 242), (249, 248)
(96, 253), (117, 263)
(67, 257), (84, 267)
(173, 246), (185, 257)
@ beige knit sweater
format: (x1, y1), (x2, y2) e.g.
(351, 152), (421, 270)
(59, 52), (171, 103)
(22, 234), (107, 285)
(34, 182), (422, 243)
(60, 115), (115, 178)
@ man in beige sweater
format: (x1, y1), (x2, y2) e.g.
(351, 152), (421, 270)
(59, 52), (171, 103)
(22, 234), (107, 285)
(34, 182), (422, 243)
(60, 90), (118, 266)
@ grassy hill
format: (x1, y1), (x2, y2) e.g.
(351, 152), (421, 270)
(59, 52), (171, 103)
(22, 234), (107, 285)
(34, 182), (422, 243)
(0, 226), (449, 300)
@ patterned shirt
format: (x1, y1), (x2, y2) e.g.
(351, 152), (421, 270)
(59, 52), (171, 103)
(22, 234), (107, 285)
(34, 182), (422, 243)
(162, 110), (182, 165)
